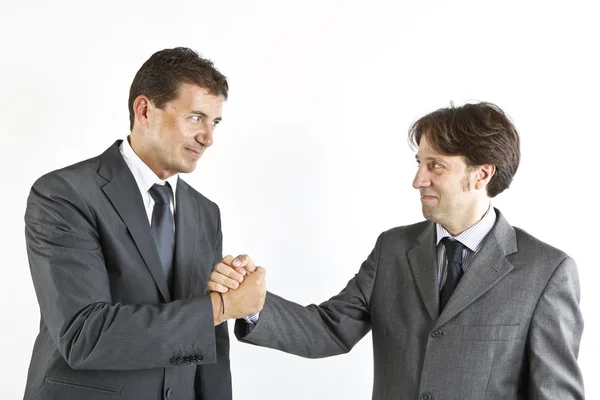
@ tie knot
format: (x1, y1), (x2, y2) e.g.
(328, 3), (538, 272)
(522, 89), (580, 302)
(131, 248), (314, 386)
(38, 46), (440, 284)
(441, 237), (465, 263)
(149, 183), (172, 205)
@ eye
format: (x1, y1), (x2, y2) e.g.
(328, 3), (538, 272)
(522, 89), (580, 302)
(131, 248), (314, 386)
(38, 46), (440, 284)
(211, 120), (220, 128)
(190, 115), (201, 122)
(432, 162), (443, 169)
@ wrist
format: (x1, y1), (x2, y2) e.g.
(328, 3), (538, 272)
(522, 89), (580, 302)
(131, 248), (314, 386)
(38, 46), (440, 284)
(210, 292), (226, 325)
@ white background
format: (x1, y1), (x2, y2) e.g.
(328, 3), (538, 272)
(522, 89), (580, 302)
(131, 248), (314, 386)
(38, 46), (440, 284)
(1, 0), (598, 398)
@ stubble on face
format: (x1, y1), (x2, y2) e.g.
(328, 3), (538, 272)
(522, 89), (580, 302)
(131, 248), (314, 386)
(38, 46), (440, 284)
(420, 164), (475, 227)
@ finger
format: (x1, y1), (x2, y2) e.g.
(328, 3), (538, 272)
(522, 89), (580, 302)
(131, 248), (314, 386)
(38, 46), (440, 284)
(214, 263), (245, 282)
(222, 255), (234, 266)
(207, 281), (229, 293)
(209, 270), (240, 290)
(253, 266), (266, 280)
(232, 254), (256, 272)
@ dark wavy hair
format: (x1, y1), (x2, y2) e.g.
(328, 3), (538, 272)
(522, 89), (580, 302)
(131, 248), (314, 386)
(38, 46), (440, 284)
(128, 47), (228, 130)
(408, 102), (520, 197)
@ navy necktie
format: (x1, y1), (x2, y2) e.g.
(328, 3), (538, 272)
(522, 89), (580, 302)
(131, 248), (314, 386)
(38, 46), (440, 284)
(149, 183), (175, 290)
(440, 237), (466, 312)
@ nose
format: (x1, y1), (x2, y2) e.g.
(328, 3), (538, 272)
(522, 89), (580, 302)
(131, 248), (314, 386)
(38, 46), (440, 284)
(196, 121), (214, 148)
(412, 165), (431, 190)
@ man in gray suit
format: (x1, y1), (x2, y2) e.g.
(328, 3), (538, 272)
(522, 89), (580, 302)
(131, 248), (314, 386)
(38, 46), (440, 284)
(24, 47), (266, 399)
(209, 102), (584, 399)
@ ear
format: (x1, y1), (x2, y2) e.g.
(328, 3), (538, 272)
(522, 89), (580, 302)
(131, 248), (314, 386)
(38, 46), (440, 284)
(474, 164), (496, 191)
(133, 95), (153, 129)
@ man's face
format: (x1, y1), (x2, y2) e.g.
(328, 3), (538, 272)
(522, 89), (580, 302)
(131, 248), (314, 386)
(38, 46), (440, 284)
(141, 83), (223, 179)
(412, 137), (482, 232)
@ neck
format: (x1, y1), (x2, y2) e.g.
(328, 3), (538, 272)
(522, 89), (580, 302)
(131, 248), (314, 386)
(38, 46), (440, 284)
(443, 201), (490, 236)
(128, 133), (174, 180)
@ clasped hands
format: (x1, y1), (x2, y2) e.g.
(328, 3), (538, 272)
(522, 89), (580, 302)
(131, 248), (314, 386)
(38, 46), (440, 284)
(208, 255), (266, 325)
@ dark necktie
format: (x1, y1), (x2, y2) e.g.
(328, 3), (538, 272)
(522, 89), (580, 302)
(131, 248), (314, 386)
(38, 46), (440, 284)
(439, 237), (466, 312)
(149, 183), (175, 289)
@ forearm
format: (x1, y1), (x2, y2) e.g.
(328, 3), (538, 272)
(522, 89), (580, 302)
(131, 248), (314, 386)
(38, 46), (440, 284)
(55, 296), (218, 370)
(236, 291), (371, 359)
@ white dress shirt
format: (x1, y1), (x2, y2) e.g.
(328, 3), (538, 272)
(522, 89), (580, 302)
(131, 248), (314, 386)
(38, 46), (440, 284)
(119, 137), (178, 226)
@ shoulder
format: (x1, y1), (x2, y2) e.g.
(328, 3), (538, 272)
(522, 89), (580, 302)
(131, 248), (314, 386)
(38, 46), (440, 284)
(377, 220), (432, 248)
(510, 225), (571, 266)
(30, 154), (102, 198)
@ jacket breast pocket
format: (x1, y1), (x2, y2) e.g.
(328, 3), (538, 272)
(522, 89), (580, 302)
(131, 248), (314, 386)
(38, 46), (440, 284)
(462, 324), (520, 341)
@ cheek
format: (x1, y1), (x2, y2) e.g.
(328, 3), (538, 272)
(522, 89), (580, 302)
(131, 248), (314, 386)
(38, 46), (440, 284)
(172, 120), (195, 139)
(158, 121), (187, 146)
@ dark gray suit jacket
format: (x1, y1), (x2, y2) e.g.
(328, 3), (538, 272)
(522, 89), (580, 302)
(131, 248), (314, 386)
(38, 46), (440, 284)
(24, 141), (231, 400)
(236, 209), (584, 399)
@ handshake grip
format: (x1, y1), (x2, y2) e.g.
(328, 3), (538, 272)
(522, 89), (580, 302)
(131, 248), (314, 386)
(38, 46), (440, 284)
(210, 262), (266, 325)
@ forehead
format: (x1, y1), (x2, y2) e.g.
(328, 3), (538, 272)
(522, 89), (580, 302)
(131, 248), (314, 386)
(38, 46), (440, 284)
(415, 137), (466, 165)
(169, 82), (224, 110)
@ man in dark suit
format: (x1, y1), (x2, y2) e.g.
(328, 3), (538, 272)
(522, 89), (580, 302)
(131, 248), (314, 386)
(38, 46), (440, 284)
(209, 102), (585, 399)
(24, 47), (266, 400)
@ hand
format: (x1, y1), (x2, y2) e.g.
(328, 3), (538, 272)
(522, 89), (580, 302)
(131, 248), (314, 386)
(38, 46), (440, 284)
(208, 254), (257, 293)
(211, 267), (266, 324)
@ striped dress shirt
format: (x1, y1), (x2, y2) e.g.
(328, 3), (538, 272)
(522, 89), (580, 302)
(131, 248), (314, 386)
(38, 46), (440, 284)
(435, 205), (496, 290)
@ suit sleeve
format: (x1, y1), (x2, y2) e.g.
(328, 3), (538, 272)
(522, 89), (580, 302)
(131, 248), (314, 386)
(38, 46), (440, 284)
(195, 206), (232, 399)
(234, 232), (384, 358)
(25, 173), (218, 371)
(527, 256), (585, 399)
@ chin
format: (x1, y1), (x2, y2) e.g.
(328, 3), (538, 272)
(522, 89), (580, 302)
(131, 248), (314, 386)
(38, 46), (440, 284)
(174, 161), (197, 174)
(421, 207), (440, 224)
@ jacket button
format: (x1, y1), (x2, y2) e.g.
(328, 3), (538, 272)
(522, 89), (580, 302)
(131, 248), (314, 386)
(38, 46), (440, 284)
(170, 357), (177, 365)
(183, 356), (191, 363)
(176, 357), (184, 365)
(420, 392), (433, 400)
(166, 387), (173, 398)
(431, 329), (444, 338)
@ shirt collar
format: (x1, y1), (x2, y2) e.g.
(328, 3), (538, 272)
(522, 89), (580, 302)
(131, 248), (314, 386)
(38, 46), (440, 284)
(436, 204), (496, 253)
(119, 137), (179, 199)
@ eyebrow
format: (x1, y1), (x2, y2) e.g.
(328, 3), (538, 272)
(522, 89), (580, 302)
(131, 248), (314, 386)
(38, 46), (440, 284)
(190, 110), (222, 122)
(415, 154), (447, 164)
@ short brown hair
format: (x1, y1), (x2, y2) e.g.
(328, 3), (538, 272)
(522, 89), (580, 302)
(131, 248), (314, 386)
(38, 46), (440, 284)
(408, 102), (520, 197)
(128, 47), (229, 130)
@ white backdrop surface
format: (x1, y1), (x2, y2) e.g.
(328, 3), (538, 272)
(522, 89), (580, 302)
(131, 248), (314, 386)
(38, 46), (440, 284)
(0, 1), (598, 399)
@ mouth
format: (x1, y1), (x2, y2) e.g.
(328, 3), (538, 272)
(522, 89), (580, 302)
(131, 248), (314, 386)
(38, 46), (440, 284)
(185, 147), (204, 158)
(420, 194), (438, 201)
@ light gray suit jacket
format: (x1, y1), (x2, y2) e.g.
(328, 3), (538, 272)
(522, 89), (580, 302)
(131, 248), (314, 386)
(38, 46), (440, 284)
(235, 209), (584, 399)
(24, 141), (231, 400)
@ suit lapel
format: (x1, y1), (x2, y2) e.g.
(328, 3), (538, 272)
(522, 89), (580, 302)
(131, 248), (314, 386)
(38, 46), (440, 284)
(172, 178), (199, 299)
(407, 223), (439, 320)
(435, 210), (518, 327)
(98, 141), (172, 303)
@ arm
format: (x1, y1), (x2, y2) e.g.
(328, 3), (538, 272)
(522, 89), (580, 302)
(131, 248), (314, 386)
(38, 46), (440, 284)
(233, 233), (383, 359)
(25, 173), (241, 371)
(527, 256), (585, 399)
